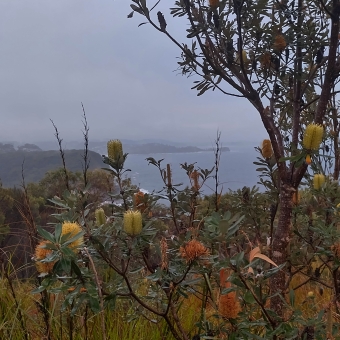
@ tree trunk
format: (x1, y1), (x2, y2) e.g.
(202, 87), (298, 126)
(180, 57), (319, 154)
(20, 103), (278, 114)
(270, 183), (294, 316)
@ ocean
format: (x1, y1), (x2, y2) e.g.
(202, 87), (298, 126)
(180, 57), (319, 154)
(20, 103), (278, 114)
(123, 147), (261, 196)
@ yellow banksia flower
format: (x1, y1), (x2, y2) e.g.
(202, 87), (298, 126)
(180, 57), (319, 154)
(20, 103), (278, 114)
(306, 154), (312, 165)
(123, 210), (143, 236)
(35, 241), (56, 273)
(261, 139), (273, 159)
(273, 34), (287, 52)
(313, 174), (325, 190)
(179, 239), (210, 263)
(62, 222), (84, 250)
(107, 139), (123, 162)
(209, 0), (219, 8)
(303, 124), (324, 150)
(95, 208), (106, 226)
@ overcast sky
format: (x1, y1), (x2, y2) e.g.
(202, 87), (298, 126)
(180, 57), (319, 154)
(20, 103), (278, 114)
(0, 0), (266, 146)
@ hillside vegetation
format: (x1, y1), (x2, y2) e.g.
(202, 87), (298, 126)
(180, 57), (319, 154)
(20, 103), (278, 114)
(0, 150), (104, 187)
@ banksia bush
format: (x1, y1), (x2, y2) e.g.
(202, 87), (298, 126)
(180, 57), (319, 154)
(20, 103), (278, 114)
(107, 139), (123, 162)
(62, 222), (84, 250)
(95, 208), (106, 226)
(313, 174), (325, 190)
(179, 239), (210, 263)
(123, 210), (143, 236)
(261, 139), (273, 159)
(35, 241), (56, 273)
(303, 124), (324, 150)
(273, 34), (287, 52)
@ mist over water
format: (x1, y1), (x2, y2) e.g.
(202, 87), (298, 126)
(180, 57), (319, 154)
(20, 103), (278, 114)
(123, 147), (261, 195)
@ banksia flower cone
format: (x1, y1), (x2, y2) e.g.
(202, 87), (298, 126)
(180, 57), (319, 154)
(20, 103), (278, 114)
(95, 208), (106, 226)
(35, 241), (55, 273)
(261, 139), (273, 159)
(303, 124), (324, 150)
(179, 239), (210, 263)
(219, 268), (240, 319)
(273, 34), (286, 52)
(313, 174), (325, 190)
(135, 191), (147, 213)
(292, 191), (301, 205)
(260, 52), (271, 68)
(62, 222), (84, 250)
(107, 139), (123, 162)
(123, 210), (143, 236)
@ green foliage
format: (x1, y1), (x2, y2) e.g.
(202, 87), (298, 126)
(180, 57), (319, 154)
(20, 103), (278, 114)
(0, 149), (104, 187)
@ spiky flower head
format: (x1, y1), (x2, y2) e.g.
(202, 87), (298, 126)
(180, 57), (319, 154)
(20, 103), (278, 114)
(303, 124), (324, 150)
(219, 291), (241, 319)
(313, 174), (325, 190)
(107, 139), (123, 162)
(123, 210), (143, 236)
(134, 191), (147, 213)
(190, 170), (200, 191)
(209, 0), (219, 8)
(260, 52), (271, 69)
(61, 222), (84, 250)
(95, 208), (106, 226)
(179, 239), (210, 263)
(35, 241), (56, 274)
(273, 34), (286, 52)
(261, 139), (273, 159)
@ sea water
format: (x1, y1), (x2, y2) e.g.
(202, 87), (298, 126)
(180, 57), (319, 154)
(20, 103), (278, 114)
(123, 147), (262, 196)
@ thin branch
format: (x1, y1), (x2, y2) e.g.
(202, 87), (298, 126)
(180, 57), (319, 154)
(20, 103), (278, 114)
(50, 119), (70, 191)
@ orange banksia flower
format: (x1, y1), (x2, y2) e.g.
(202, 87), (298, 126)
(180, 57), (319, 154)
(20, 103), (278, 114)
(190, 170), (200, 191)
(273, 34), (287, 52)
(35, 241), (56, 273)
(261, 139), (273, 159)
(179, 239), (210, 263)
(260, 52), (271, 68)
(123, 210), (143, 236)
(135, 191), (147, 213)
(219, 291), (241, 319)
(95, 208), (106, 226)
(292, 191), (301, 205)
(219, 268), (240, 319)
(303, 124), (324, 150)
(62, 222), (84, 250)
(331, 243), (340, 258)
(160, 237), (168, 270)
(107, 139), (123, 162)
(313, 174), (325, 190)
